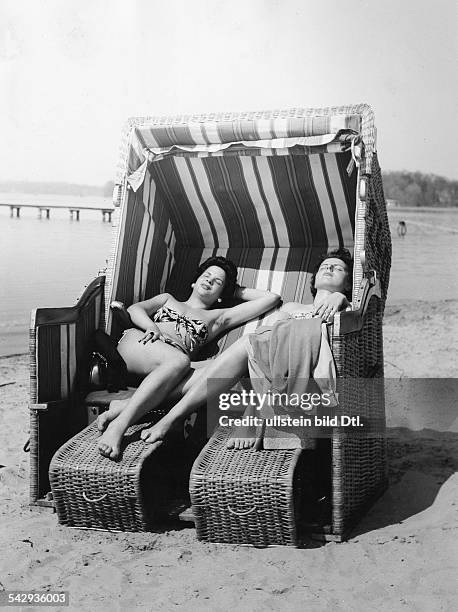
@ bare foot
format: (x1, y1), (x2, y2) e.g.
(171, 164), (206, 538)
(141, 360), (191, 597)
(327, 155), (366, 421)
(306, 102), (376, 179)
(226, 402), (264, 450)
(97, 420), (126, 460)
(226, 425), (262, 450)
(140, 417), (174, 449)
(96, 399), (128, 433)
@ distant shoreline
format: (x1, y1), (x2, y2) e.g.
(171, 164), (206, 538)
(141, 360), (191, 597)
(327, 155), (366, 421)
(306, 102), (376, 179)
(1, 199), (456, 214)
(0, 180), (113, 198)
(387, 206), (458, 212)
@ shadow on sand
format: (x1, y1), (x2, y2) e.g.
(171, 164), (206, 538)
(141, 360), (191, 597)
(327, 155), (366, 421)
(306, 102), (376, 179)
(350, 427), (458, 537)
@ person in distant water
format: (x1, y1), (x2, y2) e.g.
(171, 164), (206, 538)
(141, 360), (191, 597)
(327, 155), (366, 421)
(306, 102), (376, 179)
(397, 220), (407, 237)
(139, 248), (353, 451)
(97, 256), (281, 460)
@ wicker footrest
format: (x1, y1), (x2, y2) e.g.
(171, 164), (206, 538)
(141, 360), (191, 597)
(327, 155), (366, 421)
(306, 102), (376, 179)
(189, 426), (307, 547)
(49, 410), (179, 532)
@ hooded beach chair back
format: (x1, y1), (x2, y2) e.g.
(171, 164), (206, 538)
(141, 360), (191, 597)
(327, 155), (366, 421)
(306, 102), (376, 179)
(105, 104), (390, 350)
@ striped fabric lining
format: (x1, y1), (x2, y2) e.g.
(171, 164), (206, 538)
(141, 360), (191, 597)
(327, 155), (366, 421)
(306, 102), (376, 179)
(107, 149), (356, 349)
(115, 106), (376, 188)
(150, 152), (355, 248)
(127, 132), (358, 192)
(35, 285), (103, 401)
(127, 114), (361, 180)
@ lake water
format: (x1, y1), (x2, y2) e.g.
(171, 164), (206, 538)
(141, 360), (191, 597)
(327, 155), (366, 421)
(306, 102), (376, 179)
(1, 194), (458, 356)
(0, 194), (113, 356)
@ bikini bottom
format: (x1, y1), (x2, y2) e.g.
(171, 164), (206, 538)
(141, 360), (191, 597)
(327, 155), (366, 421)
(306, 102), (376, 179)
(119, 328), (190, 357)
(159, 336), (190, 356)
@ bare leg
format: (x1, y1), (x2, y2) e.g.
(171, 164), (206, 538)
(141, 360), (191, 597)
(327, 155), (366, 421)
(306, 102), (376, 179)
(96, 365), (206, 433)
(98, 342), (191, 459)
(96, 329), (207, 434)
(97, 398), (129, 432)
(140, 336), (262, 449)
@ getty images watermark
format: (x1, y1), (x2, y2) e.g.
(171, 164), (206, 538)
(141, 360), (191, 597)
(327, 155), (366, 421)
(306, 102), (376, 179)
(205, 378), (388, 438)
(217, 389), (362, 428)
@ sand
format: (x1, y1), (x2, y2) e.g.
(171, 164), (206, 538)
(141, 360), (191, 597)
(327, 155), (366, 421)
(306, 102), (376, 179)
(0, 300), (457, 611)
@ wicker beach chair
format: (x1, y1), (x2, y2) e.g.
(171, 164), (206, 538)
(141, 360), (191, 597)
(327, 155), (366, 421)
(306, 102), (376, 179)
(30, 104), (391, 540)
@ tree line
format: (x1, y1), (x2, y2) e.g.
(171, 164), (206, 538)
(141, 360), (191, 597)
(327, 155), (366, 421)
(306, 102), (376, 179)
(0, 181), (115, 198)
(382, 171), (458, 207)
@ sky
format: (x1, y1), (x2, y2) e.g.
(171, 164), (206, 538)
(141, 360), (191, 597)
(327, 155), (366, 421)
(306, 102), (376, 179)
(0, 0), (457, 185)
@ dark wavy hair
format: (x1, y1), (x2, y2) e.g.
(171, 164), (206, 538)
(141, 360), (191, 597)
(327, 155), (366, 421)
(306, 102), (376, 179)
(192, 256), (238, 301)
(310, 248), (353, 301)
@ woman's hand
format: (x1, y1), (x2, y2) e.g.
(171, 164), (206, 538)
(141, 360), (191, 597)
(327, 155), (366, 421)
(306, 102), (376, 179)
(138, 324), (164, 344)
(312, 292), (349, 321)
(127, 293), (170, 331)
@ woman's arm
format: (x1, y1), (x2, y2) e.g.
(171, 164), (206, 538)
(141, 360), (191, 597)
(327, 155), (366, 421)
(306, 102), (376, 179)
(276, 293), (350, 323)
(213, 286), (281, 332)
(127, 293), (170, 343)
(312, 292), (350, 319)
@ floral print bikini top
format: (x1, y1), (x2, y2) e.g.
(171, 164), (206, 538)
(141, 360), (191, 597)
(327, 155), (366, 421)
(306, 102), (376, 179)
(153, 305), (209, 355)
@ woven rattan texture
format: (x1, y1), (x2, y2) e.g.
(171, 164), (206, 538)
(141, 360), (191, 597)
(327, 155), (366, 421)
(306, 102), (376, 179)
(331, 296), (387, 533)
(49, 413), (168, 532)
(190, 426), (303, 546)
(352, 154), (391, 304)
(364, 155), (391, 304)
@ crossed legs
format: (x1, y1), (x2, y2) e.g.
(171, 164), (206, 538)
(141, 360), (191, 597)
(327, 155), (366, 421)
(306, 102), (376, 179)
(140, 335), (260, 449)
(97, 331), (271, 457)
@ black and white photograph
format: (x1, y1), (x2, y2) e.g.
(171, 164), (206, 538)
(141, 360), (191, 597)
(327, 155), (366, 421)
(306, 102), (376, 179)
(0, 1), (456, 610)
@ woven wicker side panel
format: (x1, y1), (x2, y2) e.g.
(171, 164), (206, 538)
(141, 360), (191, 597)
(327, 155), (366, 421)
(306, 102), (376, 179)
(29, 320), (39, 502)
(364, 155), (391, 304)
(190, 427), (302, 546)
(29, 408), (39, 503)
(331, 297), (386, 535)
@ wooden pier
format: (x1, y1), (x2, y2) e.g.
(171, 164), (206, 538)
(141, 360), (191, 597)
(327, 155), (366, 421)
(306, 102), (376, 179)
(2, 202), (114, 222)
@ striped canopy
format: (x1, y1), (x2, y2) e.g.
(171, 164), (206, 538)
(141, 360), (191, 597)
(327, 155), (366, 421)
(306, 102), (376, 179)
(124, 113), (362, 185)
(106, 107), (371, 351)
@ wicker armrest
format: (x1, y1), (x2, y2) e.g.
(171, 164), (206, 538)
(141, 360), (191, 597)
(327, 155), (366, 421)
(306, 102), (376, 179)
(30, 276), (105, 402)
(32, 276), (105, 327)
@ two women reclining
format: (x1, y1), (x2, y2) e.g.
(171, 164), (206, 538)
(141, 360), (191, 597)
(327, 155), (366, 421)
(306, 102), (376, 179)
(97, 249), (353, 460)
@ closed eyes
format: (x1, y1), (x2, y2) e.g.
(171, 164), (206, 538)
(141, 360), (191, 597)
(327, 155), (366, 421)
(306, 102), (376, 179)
(203, 273), (223, 286)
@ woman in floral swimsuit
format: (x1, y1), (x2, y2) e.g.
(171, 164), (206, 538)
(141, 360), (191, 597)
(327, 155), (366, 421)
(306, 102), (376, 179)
(97, 256), (281, 459)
